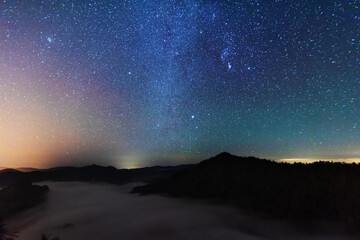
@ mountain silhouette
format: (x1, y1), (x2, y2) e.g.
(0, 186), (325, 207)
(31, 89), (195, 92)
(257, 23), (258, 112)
(0, 164), (193, 188)
(133, 152), (360, 226)
(2, 153), (360, 226)
(0, 180), (49, 219)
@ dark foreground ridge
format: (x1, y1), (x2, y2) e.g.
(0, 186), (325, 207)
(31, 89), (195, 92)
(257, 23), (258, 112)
(0, 180), (49, 219)
(133, 152), (360, 226)
(0, 180), (49, 240)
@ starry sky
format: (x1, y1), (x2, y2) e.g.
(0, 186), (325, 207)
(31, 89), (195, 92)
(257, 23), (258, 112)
(0, 0), (359, 168)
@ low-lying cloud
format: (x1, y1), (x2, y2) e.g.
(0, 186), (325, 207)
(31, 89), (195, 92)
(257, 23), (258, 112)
(5, 182), (355, 240)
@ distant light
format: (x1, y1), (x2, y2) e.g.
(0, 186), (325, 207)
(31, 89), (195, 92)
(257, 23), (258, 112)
(191, 115), (195, 119)
(279, 158), (360, 164)
(47, 36), (53, 43)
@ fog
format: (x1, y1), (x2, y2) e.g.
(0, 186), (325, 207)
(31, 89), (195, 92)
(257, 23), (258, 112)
(6, 182), (355, 240)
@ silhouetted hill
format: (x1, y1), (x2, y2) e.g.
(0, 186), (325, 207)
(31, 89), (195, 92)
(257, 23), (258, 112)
(134, 152), (360, 225)
(0, 180), (49, 219)
(0, 164), (194, 188)
(0, 168), (39, 173)
(0, 169), (21, 174)
(0, 180), (49, 240)
(16, 168), (40, 172)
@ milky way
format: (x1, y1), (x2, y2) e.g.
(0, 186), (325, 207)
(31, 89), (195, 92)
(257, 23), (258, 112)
(0, 0), (359, 168)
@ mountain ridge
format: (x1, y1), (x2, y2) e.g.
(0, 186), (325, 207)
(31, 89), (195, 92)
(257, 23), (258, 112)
(133, 152), (360, 226)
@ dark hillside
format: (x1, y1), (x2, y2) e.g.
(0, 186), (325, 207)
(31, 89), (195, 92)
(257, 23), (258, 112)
(134, 152), (360, 225)
(0, 180), (49, 240)
(0, 180), (49, 219)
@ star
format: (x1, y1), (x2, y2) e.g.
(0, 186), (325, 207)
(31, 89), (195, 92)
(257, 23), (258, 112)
(0, 0), (358, 168)
(46, 36), (53, 43)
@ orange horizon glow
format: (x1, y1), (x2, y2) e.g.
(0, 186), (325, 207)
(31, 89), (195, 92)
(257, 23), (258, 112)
(0, 77), (85, 169)
(0, 104), (84, 168)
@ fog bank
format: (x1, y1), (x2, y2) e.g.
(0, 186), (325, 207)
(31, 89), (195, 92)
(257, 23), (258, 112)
(6, 182), (356, 240)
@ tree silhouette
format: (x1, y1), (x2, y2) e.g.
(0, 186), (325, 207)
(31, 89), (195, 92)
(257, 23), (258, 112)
(0, 221), (17, 240)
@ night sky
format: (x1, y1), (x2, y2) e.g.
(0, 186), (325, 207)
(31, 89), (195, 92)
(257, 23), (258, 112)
(0, 0), (359, 168)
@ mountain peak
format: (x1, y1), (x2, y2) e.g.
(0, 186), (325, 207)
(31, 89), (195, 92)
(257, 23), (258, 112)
(216, 152), (233, 158)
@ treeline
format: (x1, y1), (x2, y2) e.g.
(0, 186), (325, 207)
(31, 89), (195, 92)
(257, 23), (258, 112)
(134, 152), (360, 226)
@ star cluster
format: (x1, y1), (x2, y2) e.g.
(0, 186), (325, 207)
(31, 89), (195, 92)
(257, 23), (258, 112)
(0, 0), (359, 168)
